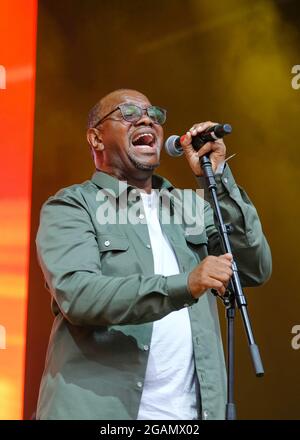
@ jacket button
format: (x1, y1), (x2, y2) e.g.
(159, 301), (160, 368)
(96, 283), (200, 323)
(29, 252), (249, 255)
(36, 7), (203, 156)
(139, 213), (145, 220)
(143, 345), (149, 351)
(223, 177), (228, 184)
(137, 381), (143, 388)
(203, 410), (209, 420)
(146, 244), (151, 249)
(104, 240), (110, 247)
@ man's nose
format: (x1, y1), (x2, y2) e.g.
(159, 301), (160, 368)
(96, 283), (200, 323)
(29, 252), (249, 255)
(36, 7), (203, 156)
(135, 111), (153, 126)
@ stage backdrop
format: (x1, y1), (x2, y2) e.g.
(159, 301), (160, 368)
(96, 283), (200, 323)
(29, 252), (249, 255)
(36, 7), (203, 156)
(0, 0), (37, 419)
(24, 0), (300, 420)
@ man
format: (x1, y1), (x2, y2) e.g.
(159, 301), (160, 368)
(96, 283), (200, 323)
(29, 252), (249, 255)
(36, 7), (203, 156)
(36, 89), (271, 420)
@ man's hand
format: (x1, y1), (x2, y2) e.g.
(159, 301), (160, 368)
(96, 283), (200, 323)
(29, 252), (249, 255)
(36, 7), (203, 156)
(188, 254), (233, 299)
(180, 121), (226, 177)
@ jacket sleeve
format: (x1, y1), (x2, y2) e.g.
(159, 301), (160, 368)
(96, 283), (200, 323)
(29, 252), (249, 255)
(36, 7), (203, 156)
(197, 164), (272, 287)
(36, 194), (196, 327)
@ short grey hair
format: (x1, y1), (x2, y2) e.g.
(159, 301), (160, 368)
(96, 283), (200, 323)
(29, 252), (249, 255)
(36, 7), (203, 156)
(87, 100), (103, 129)
(87, 88), (145, 129)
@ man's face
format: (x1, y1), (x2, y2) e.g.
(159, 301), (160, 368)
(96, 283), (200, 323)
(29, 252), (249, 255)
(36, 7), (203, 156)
(96, 91), (164, 175)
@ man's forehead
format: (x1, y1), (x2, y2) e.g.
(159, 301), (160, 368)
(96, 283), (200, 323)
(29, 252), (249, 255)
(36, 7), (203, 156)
(101, 90), (151, 112)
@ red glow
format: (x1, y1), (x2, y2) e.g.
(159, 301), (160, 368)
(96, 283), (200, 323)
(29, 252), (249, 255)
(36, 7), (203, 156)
(0, 0), (37, 419)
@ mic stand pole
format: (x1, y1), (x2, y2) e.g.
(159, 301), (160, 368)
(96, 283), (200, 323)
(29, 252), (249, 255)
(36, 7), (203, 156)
(200, 155), (264, 420)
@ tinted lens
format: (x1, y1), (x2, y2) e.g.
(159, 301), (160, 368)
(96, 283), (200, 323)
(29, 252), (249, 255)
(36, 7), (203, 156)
(119, 104), (141, 122)
(119, 104), (167, 124)
(147, 106), (167, 124)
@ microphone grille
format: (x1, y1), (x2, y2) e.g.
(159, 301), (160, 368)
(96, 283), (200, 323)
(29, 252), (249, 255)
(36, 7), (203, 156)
(164, 135), (183, 157)
(223, 124), (232, 134)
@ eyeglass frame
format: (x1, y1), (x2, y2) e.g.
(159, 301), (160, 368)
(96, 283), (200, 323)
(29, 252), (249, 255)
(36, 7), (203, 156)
(93, 103), (167, 128)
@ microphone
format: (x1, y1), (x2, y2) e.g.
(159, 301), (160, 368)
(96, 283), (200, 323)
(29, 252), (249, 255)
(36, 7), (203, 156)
(165, 123), (232, 157)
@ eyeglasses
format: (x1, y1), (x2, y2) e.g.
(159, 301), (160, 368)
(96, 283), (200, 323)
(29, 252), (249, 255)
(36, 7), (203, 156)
(93, 103), (167, 127)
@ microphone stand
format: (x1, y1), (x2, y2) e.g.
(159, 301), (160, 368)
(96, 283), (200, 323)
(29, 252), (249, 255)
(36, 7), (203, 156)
(200, 155), (264, 420)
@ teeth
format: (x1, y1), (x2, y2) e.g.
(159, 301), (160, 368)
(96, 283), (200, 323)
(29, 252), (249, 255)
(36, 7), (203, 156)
(133, 133), (154, 143)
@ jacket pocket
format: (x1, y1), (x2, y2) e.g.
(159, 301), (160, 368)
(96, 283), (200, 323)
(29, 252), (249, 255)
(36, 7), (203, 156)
(184, 231), (208, 246)
(96, 233), (132, 275)
(184, 231), (208, 262)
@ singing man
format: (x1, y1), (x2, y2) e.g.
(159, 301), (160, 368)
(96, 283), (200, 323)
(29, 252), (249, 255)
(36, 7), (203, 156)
(35, 89), (272, 420)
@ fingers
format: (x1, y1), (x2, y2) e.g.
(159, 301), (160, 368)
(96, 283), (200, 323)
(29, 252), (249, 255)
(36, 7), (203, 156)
(209, 279), (226, 296)
(218, 253), (233, 266)
(211, 253), (233, 268)
(222, 253), (233, 261)
(180, 131), (192, 148)
(189, 121), (217, 136)
(181, 121), (226, 164)
(210, 266), (232, 284)
(204, 254), (233, 286)
(188, 254), (234, 298)
(181, 121), (217, 147)
(211, 255), (233, 295)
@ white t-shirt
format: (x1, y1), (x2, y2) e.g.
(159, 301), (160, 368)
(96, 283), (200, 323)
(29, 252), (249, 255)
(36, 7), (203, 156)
(137, 191), (199, 420)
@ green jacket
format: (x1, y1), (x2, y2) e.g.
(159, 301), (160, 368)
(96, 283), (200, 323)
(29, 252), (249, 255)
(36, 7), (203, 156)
(36, 165), (272, 420)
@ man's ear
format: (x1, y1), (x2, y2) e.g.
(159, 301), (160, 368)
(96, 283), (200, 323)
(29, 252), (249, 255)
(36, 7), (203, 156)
(86, 128), (105, 152)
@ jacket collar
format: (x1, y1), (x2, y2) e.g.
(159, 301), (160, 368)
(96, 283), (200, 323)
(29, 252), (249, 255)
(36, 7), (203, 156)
(91, 169), (174, 199)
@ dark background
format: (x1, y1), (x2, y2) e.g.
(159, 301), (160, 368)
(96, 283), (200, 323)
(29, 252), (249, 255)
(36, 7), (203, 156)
(25, 0), (300, 419)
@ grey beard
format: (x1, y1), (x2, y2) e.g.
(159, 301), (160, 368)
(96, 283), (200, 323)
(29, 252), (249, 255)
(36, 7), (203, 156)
(127, 151), (160, 171)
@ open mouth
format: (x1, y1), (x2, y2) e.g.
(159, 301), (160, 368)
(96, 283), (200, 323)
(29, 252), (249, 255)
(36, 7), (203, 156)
(131, 132), (156, 149)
